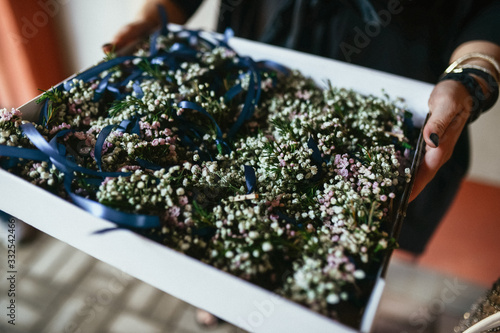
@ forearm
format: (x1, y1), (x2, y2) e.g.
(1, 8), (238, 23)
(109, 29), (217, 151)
(451, 41), (500, 69)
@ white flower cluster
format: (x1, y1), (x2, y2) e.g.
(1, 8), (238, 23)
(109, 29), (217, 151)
(0, 108), (30, 147)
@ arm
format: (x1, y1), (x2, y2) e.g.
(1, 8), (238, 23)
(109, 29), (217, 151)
(409, 40), (500, 201)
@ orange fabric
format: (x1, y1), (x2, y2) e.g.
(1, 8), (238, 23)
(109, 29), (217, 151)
(396, 180), (500, 287)
(0, 0), (67, 108)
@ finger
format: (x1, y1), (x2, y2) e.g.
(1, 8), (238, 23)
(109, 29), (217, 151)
(103, 21), (158, 54)
(117, 22), (154, 49)
(424, 80), (470, 148)
(409, 145), (444, 202)
(409, 108), (469, 201)
(102, 43), (114, 54)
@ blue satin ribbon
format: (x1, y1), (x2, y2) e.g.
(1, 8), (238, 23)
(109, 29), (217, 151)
(223, 28), (234, 46)
(26, 126), (159, 228)
(38, 98), (50, 126)
(112, 118), (141, 136)
(178, 101), (231, 156)
(158, 4), (168, 36)
(308, 136), (325, 166)
(64, 56), (136, 92)
(0, 145), (49, 162)
(122, 68), (144, 85)
(224, 82), (244, 102)
(150, 30), (162, 57)
(178, 101), (223, 140)
(256, 60), (291, 77)
(63, 176), (160, 229)
(307, 136), (330, 182)
(176, 29), (216, 49)
(227, 58), (260, 138)
(94, 72), (113, 100)
(94, 124), (118, 172)
(191, 226), (216, 237)
(20, 123), (72, 174)
(222, 59), (290, 140)
(20, 123), (128, 178)
(244, 165), (256, 194)
(94, 118), (143, 172)
(132, 82), (144, 98)
(0, 123), (160, 228)
(117, 70), (146, 99)
(135, 158), (165, 171)
(0, 123), (160, 229)
(148, 4), (169, 57)
(276, 210), (303, 229)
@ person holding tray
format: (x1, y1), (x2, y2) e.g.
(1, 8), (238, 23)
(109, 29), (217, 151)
(107, 0), (500, 328)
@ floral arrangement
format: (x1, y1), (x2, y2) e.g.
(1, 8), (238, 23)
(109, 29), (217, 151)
(0, 25), (417, 325)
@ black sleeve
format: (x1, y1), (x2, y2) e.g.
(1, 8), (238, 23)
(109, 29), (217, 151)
(455, 0), (500, 47)
(171, 0), (204, 19)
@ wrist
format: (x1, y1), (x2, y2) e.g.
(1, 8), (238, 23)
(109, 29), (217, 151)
(440, 53), (500, 123)
(444, 52), (500, 81)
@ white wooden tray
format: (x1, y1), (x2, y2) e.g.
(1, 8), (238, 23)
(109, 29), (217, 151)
(0, 33), (433, 333)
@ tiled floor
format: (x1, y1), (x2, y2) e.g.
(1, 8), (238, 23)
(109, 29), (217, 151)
(0, 230), (245, 333)
(0, 179), (498, 333)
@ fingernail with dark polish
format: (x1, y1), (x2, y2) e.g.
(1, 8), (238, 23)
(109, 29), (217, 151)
(102, 43), (113, 52)
(430, 133), (439, 147)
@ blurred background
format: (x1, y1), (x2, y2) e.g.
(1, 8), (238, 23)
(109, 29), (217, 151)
(0, 1), (499, 332)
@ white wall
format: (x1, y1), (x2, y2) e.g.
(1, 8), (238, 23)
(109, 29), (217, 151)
(469, 106), (500, 186)
(55, 0), (500, 186)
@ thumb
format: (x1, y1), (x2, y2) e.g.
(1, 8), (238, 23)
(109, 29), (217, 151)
(424, 80), (471, 148)
(103, 20), (158, 55)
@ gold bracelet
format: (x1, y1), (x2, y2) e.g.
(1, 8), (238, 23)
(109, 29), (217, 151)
(452, 64), (498, 80)
(443, 52), (500, 81)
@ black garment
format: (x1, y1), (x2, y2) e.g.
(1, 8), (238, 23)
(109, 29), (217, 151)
(175, 0), (500, 82)
(172, 0), (500, 254)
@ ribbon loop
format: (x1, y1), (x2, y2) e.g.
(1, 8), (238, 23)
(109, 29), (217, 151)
(244, 165), (257, 194)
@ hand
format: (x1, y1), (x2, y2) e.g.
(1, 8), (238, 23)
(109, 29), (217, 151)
(103, 0), (187, 54)
(409, 79), (471, 201)
(103, 21), (158, 54)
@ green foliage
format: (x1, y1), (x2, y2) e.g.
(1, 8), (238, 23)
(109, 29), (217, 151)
(108, 96), (146, 117)
(37, 87), (65, 126)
